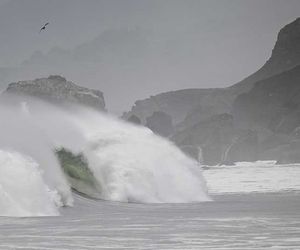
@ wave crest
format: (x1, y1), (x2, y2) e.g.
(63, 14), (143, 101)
(0, 150), (63, 217)
(0, 96), (210, 216)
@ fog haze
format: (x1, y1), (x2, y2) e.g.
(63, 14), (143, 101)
(0, 0), (299, 113)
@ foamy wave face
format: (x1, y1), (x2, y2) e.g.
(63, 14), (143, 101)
(72, 111), (211, 203)
(0, 150), (62, 217)
(0, 103), (74, 212)
(0, 96), (210, 217)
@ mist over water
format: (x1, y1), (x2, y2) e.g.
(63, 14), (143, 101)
(0, 96), (210, 217)
(0, 150), (61, 217)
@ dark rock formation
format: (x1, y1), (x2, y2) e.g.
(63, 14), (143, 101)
(145, 111), (174, 137)
(261, 139), (300, 164)
(172, 113), (235, 165)
(125, 18), (300, 127)
(124, 18), (300, 165)
(179, 145), (203, 164)
(233, 65), (300, 133)
(127, 115), (142, 125)
(231, 17), (300, 94)
(223, 130), (259, 164)
(123, 89), (216, 125)
(4, 75), (106, 110)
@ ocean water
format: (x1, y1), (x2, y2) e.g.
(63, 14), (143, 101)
(0, 98), (299, 249)
(0, 97), (209, 218)
(204, 162), (300, 194)
(0, 163), (300, 249)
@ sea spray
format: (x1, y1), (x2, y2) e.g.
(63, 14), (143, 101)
(0, 150), (61, 217)
(70, 109), (211, 203)
(0, 95), (210, 216)
(0, 103), (74, 211)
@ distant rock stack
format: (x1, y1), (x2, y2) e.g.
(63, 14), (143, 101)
(4, 75), (106, 111)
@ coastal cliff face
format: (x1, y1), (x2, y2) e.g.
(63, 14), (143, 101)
(233, 65), (300, 133)
(231, 17), (300, 94)
(122, 89), (216, 125)
(124, 18), (300, 165)
(4, 75), (106, 111)
(232, 65), (300, 164)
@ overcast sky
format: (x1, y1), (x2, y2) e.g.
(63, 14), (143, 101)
(0, 0), (299, 113)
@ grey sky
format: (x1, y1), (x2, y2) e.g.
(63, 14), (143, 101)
(0, 0), (299, 113)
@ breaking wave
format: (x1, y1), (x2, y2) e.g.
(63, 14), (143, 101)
(0, 150), (63, 217)
(0, 96), (210, 217)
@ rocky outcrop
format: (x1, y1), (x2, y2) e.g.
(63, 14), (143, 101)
(222, 130), (259, 164)
(124, 18), (300, 165)
(127, 115), (142, 125)
(125, 18), (300, 128)
(231, 17), (300, 94)
(172, 113), (236, 165)
(123, 89), (216, 125)
(233, 65), (300, 133)
(230, 65), (300, 164)
(4, 75), (105, 110)
(145, 111), (174, 137)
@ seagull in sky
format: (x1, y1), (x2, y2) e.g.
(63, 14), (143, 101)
(39, 22), (49, 33)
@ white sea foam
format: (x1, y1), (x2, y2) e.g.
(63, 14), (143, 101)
(204, 162), (300, 194)
(0, 96), (210, 216)
(71, 110), (210, 203)
(0, 150), (61, 217)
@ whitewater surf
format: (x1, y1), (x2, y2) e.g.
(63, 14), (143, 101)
(0, 95), (210, 217)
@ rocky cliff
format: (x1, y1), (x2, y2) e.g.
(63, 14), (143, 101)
(124, 18), (300, 165)
(233, 65), (300, 133)
(122, 89), (216, 125)
(231, 65), (300, 164)
(145, 111), (174, 137)
(231, 17), (300, 94)
(4, 75), (106, 111)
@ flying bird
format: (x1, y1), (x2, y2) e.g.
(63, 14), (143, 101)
(39, 22), (49, 33)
